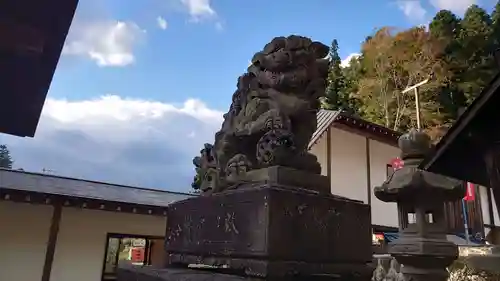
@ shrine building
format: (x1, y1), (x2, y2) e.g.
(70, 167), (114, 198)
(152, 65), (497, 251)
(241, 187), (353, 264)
(0, 168), (193, 281)
(308, 110), (488, 250)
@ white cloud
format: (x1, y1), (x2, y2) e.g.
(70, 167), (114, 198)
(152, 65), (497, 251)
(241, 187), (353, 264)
(429, 0), (476, 14)
(63, 20), (146, 67)
(157, 16), (168, 30)
(177, 0), (223, 30)
(396, 0), (427, 22)
(0, 96), (224, 192)
(341, 53), (361, 68)
(180, 0), (216, 21)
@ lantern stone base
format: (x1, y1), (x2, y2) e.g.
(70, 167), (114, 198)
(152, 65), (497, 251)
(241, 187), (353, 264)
(390, 235), (458, 259)
(389, 236), (459, 281)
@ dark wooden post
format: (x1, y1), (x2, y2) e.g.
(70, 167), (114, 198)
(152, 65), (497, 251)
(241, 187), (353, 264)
(41, 204), (62, 281)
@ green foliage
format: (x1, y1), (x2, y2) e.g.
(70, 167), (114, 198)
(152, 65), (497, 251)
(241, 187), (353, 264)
(430, 9), (467, 121)
(355, 27), (447, 131)
(325, 2), (500, 140)
(0, 145), (13, 169)
(322, 40), (361, 115)
(323, 40), (345, 109)
(430, 10), (461, 40)
(492, 1), (500, 43)
(457, 5), (495, 103)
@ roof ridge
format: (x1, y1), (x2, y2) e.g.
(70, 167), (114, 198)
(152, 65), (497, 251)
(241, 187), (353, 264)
(0, 168), (191, 196)
(308, 110), (401, 149)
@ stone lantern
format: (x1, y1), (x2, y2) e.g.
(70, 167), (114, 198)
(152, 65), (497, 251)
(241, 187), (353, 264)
(374, 129), (465, 281)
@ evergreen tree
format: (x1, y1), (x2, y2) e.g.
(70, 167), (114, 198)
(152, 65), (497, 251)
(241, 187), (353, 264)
(429, 10), (467, 119)
(341, 55), (364, 116)
(0, 145), (13, 169)
(458, 5), (495, 103)
(429, 10), (461, 40)
(491, 0), (500, 46)
(322, 40), (358, 114)
(323, 40), (345, 110)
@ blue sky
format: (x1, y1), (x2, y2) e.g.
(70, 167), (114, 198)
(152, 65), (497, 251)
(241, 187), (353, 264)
(0, 0), (492, 192)
(52, 0), (433, 108)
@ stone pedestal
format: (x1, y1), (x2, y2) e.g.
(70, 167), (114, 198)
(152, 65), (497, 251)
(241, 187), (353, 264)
(117, 264), (254, 281)
(117, 264), (372, 281)
(165, 173), (372, 278)
(118, 167), (374, 280)
(459, 245), (500, 274)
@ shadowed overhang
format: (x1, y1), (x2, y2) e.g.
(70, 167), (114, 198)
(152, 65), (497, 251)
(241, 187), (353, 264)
(420, 72), (500, 187)
(0, 0), (79, 137)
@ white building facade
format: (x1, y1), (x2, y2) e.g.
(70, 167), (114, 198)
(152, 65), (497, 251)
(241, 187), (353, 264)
(0, 169), (192, 281)
(308, 110), (494, 245)
(308, 110), (401, 231)
(478, 185), (500, 243)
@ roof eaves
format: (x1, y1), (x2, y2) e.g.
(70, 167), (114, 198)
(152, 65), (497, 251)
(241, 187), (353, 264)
(308, 110), (401, 150)
(0, 168), (192, 197)
(420, 72), (500, 171)
(334, 114), (401, 145)
(308, 109), (342, 149)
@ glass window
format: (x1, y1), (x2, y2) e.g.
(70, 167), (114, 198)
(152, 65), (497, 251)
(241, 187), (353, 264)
(101, 234), (163, 281)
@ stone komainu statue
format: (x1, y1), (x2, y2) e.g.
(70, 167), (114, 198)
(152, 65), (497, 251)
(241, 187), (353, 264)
(192, 35), (330, 194)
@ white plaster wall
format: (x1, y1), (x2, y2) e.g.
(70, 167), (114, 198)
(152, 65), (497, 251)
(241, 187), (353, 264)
(50, 208), (167, 281)
(491, 189), (500, 226)
(479, 186), (500, 230)
(309, 128), (400, 228)
(0, 201), (53, 281)
(479, 186), (492, 239)
(309, 133), (328, 177)
(329, 128), (369, 203)
(368, 139), (399, 228)
(479, 186), (492, 227)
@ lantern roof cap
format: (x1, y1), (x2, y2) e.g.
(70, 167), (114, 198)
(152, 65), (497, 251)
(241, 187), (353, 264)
(399, 129), (432, 160)
(374, 130), (464, 203)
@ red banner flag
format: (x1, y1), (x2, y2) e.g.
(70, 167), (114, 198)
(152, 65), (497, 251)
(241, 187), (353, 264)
(464, 182), (475, 201)
(390, 157), (404, 171)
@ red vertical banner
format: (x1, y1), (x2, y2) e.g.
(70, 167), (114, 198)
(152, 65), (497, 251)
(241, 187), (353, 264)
(463, 182), (475, 201)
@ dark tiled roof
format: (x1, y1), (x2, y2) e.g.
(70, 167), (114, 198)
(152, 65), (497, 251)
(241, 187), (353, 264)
(309, 110), (342, 149)
(0, 168), (193, 207)
(308, 110), (401, 149)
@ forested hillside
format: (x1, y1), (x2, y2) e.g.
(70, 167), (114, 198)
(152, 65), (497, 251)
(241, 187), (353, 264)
(323, 3), (500, 140)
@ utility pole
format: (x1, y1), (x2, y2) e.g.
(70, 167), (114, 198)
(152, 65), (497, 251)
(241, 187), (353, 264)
(402, 78), (430, 130)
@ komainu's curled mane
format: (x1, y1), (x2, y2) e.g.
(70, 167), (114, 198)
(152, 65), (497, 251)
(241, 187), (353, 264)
(192, 35), (329, 195)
